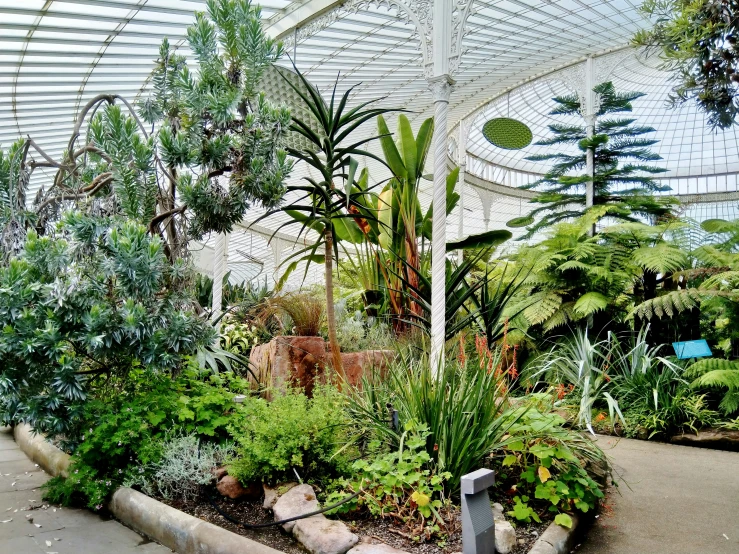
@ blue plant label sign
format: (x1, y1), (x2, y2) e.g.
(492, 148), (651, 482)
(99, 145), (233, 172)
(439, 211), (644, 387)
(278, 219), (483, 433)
(672, 339), (712, 359)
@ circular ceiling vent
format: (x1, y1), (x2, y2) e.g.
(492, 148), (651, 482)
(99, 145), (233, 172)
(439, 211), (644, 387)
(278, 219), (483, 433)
(482, 117), (533, 150)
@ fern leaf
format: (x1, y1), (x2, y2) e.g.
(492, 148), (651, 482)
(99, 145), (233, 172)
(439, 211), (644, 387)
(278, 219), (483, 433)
(542, 303), (576, 332)
(719, 390), (739, 415)
(700, 271), (739, 291)
(523, 291), (562, 326)
(685, 358), (739, 378)
(632, 243), (687, 274)
(573, 292), (609, 317)
(631, 289), (706, 320)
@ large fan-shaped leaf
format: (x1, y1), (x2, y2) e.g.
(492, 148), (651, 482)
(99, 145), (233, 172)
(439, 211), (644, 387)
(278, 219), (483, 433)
(573, 292), (609, 316)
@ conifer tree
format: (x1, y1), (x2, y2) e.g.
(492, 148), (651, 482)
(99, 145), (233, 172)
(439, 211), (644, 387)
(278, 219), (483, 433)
(518, 82), (675, 237)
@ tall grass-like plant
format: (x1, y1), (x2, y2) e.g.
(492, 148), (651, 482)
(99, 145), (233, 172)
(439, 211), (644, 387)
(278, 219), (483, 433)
(270, 293), (324, 336)
(347, 350), (516, 489)
(527, 326), (690, 434)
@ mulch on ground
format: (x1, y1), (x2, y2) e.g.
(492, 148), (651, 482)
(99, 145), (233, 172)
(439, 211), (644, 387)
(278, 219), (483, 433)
(157, 489), (549, 554)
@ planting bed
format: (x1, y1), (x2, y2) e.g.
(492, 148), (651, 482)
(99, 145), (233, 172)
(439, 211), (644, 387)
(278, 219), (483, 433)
(157, 488), (550, 554)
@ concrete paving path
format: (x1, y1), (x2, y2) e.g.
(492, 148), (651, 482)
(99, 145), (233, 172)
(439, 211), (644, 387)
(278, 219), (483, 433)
(0, 427), (170, 554)
(575, 435), (739, 554)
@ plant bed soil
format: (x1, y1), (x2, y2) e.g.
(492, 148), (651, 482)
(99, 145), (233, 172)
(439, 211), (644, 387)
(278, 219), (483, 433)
(156, 494), (305, 554)
(155, 489), (548, 554)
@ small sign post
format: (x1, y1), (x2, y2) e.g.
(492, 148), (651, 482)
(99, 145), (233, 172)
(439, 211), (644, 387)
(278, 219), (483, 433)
(672, 339), (712, 360)
(461, 469), (496, 554)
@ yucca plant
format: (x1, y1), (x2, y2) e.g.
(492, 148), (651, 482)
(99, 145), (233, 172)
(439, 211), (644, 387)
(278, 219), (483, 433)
(262, 66), (396, 381)
(347, 350), (517, 490)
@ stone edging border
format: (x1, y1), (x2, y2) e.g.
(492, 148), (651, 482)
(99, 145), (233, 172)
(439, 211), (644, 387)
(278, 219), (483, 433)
(528, 513), (582, 554)
(13, 423), (284, 554)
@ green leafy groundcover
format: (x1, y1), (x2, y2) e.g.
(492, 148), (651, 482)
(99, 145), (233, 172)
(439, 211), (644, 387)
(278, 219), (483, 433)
(44, 369), (247, 510)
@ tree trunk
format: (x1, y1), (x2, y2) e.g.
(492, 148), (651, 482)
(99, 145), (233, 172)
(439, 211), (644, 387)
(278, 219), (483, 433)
(324, 230), (346, 386)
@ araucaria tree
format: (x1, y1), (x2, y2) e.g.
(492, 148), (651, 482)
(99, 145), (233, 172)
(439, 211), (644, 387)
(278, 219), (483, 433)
(635, 0), (739, 130)
(519, 82), (675, 237)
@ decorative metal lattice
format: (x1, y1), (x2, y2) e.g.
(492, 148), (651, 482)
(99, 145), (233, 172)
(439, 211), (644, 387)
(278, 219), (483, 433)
(481, 118), (533, 150)
(259, 64), (325, 153)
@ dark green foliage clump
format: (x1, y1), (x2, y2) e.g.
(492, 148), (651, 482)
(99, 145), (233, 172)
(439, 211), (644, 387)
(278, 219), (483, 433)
(0, 213), (215, 438)
(43, 369), (247, 510)
(140, 0), (292, 240)
(635, 0), (739, 130)
(520, 82), (675, 236)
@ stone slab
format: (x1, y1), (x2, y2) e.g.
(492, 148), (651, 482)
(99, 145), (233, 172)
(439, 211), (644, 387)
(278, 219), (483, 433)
(292, 515), (359, 554)
(273, 484), (320, 532)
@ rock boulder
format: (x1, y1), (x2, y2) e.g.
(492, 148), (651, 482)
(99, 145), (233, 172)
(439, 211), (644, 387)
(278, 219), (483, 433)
(293, 515), (359, 554)
(272, 483), (320, 532)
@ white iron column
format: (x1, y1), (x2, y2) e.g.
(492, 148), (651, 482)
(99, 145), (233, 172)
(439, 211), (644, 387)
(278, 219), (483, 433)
(584, 56), (596, 235)
(457, 122), (469, 265)
(211, 232), (229, 329)
(428, 0), (454, 372)
(429, 77), (452, 370)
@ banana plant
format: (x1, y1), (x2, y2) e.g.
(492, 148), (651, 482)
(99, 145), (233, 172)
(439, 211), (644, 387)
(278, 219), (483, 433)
(351, 115), (460, 331)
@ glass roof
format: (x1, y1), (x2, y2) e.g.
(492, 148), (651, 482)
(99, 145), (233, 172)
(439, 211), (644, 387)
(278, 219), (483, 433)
(466, 49), (739, 196)
(0, 0), (737, 286)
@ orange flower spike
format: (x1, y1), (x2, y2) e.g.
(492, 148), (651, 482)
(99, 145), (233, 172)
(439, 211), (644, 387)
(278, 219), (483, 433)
(458, 334), (467, 367)
(509, 345), (519, 379)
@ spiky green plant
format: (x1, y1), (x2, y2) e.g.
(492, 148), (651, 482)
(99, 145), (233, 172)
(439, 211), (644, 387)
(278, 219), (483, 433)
(347, 350), (517, 490)
(525, 328), (625, 432)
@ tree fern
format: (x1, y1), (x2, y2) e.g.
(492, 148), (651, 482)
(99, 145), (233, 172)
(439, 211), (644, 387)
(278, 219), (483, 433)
(686, 359), (739, 414)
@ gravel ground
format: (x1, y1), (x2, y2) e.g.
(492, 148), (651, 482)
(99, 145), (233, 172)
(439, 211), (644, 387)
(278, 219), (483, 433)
(156, 489), (551, 554)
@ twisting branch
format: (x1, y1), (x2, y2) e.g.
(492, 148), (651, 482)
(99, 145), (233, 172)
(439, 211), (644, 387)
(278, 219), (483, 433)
(35, 173), (113, 213)
(66, 94), (116, 154)
(71, 144), (112, 164)
(24, 138), (66, 170)
(148, 205), (186, 233)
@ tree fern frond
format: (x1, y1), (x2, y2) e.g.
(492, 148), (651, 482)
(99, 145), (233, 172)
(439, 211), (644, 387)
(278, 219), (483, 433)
(573, 291), (609, 317)
(719, 390), (739, 415)
(632, 243), (688, 274)
(630, 289), (707, 320)
(700, 271), (739, 290)
(685, 358), (739, 378)
(522, 291), (562, 326)
(542, 303), (576, 332)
